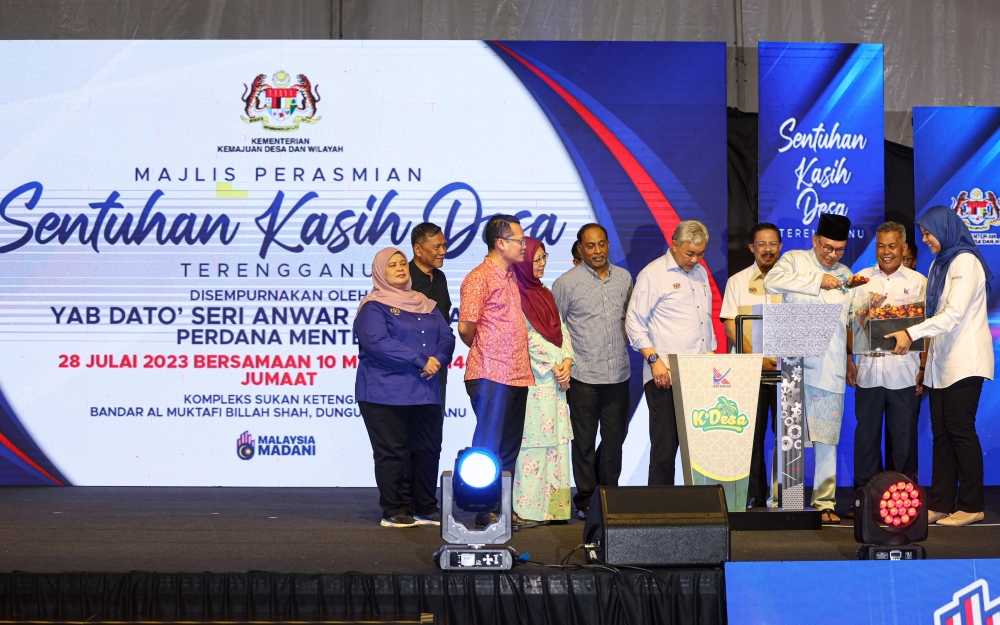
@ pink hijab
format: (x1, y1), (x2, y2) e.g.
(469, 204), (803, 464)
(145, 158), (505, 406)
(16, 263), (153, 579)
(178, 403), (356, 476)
(357, 248), (437, 315)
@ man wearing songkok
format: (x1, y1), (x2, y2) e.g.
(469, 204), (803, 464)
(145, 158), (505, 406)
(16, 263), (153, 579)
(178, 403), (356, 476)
(763, 213), (853, 523)
(720, 222), (783, 508)
(626, 220), (716, 486)
(846, 222), (926, 519)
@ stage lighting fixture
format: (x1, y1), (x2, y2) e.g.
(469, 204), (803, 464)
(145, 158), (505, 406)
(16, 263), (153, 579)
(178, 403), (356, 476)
(854, 472), (928, 560)
(453, 447), (501, 511)
(436, 447), (513, 571)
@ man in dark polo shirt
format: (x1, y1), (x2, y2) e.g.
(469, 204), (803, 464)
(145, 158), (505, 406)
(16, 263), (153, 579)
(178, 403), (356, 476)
(409, 222), (452, 413)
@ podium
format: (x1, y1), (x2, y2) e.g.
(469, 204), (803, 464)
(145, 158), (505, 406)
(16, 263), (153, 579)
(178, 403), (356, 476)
(667, 303), (842, 525)
(751, 302), (845, 511)
(667, 354), (763, 512)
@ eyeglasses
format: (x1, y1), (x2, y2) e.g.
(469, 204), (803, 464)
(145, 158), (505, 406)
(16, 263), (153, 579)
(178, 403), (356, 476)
(902, 256), (916, 262)
(501, 237), (526, 248)
(753, 242), (780, 249)
(819, 242), (847, 256)
(533, 253), (549, 265)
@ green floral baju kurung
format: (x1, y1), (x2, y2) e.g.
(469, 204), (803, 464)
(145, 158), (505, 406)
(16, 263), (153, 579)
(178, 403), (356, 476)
(513, 319), (575, 521)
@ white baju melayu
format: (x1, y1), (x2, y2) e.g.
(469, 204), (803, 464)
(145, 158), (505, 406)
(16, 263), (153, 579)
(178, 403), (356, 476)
(763, 248), (852, 512)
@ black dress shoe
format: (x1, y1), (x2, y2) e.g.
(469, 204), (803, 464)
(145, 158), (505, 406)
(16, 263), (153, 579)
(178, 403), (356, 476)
(746, 497), (768, 509)
(475, 511), (499, 527)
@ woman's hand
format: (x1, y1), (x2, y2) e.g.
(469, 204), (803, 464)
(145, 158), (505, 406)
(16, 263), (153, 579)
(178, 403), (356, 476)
(552, 358), (573, 385)
(885, 330), (912, 355)
(421, 356), (441, 378)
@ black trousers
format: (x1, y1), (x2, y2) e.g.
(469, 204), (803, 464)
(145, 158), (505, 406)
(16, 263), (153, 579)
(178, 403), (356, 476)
(566, 378), (630, 511)
(465, 379), (528, 476)
(747, 383), (778, 500)
(929, 376), (986, 513)
(853, 385), (920, 489)
(645, 381), (679, 486)
(358, 402), (443, 518)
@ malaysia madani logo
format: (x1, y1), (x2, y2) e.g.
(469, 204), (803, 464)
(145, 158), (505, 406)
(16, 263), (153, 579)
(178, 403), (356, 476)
(934, 579), (1000, 625)
(952, 188), (1000, 232)
(241, 70), (321, 132)
(712, 367), (732, 388)
(237, 431), (255, 460)
(691, 396), (749, 434)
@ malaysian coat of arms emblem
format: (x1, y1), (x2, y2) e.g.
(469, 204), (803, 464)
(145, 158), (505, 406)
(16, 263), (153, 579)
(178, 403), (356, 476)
(952, 188), (1000, 231)
(241, 70), (321, 131)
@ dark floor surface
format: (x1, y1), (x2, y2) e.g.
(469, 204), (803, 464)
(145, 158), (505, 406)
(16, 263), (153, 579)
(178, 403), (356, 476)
(2, 486), (1000, 573)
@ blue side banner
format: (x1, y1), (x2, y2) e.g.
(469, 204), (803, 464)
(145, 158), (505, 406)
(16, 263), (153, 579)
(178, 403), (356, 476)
(758, 42), (884, 269)
(913, 107), (1000, 484)
(727, 559), (1000, 625)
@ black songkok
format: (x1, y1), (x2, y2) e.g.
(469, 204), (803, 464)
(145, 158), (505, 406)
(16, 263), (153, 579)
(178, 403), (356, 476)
(816, 214), (851, 242)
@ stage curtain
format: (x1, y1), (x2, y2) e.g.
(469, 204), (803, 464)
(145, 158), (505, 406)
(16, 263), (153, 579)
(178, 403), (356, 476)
(0, 570), (725, 625)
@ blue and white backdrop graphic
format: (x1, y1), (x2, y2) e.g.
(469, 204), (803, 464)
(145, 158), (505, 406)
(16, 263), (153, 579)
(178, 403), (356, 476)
(914, 107), (1000, 484)
(757, 42), (885, 486)
(758, 42), (884, 267)
(0, 41), (727, 486)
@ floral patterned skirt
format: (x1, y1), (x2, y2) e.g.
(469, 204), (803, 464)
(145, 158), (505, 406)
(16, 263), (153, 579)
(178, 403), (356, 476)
(513, 444), (572, 521)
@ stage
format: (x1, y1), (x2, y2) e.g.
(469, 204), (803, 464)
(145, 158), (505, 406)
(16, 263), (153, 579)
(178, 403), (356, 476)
(2, 487), (1000, 623)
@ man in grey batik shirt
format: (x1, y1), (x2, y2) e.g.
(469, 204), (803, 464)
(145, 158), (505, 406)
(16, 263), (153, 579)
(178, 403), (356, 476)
(552, 223), (633, 519)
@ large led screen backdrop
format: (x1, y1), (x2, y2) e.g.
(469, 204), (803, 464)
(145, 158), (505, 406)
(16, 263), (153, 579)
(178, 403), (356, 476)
(758, 42), (884, 268)
(0, 41), (727, 486)
(914, 106), (1000, 484)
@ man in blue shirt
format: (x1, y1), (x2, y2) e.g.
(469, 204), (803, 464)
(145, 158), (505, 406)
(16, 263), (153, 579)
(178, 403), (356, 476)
(553, 224), (633, 519)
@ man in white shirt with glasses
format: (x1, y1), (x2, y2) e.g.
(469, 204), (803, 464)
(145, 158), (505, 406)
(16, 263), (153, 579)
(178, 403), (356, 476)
(764, 214), (853, 523)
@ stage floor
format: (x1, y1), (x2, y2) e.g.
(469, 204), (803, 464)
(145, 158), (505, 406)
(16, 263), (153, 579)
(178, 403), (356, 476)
(2, 486), (1000, 573)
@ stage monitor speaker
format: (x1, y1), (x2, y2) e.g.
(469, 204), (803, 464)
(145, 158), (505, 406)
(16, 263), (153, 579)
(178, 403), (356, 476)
(583, 485), (729, 566)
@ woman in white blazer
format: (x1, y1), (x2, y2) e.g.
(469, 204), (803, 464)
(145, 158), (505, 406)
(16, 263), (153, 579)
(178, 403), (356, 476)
(888, 206), (994, 527)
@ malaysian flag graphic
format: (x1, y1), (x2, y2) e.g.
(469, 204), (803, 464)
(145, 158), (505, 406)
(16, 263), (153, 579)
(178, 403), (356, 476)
(935, 580), (1000, 625)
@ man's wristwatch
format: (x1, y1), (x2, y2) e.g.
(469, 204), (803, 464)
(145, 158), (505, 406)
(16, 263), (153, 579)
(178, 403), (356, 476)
(646, 353), (659, 364)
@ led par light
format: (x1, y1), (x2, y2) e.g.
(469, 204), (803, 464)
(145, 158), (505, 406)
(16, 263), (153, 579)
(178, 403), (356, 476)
(855, 472), (927, 560)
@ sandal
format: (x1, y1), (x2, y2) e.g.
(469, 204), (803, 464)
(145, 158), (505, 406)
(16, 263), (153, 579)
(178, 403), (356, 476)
(819, 510), (841, 525)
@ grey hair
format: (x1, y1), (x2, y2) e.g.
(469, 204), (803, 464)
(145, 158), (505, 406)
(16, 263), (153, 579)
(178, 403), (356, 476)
(671, 220), (709, 246)
(876, 221), (907, 243)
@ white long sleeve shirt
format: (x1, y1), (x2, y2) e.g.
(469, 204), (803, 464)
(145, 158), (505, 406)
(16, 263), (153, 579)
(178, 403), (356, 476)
(763, 248), (852, 394)
(907, 253), (994, 388)
(626, 252), (716, 386)
(852, 265), (926, 390)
